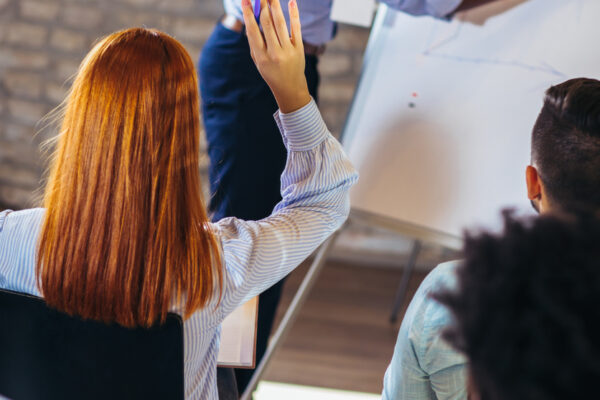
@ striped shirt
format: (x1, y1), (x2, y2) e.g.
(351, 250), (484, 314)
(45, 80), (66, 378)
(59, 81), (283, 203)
(0, 100), (358, 400)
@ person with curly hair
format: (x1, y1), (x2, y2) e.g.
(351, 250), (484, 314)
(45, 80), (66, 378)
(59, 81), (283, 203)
(382, 77), (600, 399)
(433, 210), (600, 400)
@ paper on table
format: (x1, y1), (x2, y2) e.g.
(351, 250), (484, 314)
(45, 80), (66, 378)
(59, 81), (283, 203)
(331, 0), (377, 27)
(217, 296), (258, 368)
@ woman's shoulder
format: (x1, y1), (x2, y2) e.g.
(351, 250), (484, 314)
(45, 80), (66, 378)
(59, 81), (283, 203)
(0, 208), (45, 296)
(0, 208), (45, 233)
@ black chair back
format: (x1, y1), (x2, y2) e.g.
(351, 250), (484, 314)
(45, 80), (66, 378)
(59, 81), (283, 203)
(0, 289), (184, 400)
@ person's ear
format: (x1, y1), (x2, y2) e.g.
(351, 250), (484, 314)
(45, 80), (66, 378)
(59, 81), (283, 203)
(526, 165), (542, 201)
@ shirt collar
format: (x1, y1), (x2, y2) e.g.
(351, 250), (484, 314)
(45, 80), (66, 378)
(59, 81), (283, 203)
(0, 210), (13, 232)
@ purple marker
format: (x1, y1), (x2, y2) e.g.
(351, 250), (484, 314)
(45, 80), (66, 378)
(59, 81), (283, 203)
(253, 0), (261, 20)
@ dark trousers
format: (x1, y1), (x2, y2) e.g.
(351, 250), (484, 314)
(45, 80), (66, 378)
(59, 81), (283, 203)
(199, 22), (320, 397)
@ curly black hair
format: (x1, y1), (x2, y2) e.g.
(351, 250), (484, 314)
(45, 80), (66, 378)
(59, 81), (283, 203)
(433, 210), (600, 400)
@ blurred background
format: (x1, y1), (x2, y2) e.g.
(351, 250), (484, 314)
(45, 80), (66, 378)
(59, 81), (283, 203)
(0, 0), (367, 210)
(0, 0), (454, 397)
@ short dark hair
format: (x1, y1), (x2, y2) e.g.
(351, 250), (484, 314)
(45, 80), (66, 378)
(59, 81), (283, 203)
(532, 78), (600, 210)
(434, 211), (600, 400)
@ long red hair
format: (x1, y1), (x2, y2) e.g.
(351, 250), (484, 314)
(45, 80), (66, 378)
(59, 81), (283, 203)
(37, 28), (222, 328)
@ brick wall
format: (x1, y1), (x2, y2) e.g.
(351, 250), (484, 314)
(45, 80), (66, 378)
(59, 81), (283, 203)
(0, 0), (369, 210)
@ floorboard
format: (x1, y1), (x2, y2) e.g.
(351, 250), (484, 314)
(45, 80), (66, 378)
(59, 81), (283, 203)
(262, 260), (431, 394)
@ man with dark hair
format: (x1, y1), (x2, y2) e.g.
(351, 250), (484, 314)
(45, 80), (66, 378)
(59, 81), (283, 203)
(528, 78), (600, 212)
(434, 210), (600, 400)
(382, 77), (600, 399)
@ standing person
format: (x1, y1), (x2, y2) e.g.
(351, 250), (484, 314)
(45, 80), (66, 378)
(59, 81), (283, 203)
(382, 77), (600, 399)
(198, 0), (478, 395)
(0, 1), (359, 398)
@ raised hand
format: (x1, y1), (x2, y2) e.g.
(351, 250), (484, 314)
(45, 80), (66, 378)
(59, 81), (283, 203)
(241, 0), (311, 113)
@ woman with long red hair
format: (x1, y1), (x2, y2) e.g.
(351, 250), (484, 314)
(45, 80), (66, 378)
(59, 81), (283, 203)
(0, 0), (357, 398)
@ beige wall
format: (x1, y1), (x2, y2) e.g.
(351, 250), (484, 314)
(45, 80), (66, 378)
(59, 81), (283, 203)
(0, 0), (369, 209)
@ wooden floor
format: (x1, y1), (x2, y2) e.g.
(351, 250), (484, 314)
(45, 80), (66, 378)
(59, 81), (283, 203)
(262, 260), (429, 394)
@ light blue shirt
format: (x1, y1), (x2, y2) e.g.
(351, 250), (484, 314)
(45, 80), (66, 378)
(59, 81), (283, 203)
(382, 261), (468, 400)
(223, 0), (463, 45)
(0, 100), (358, 400)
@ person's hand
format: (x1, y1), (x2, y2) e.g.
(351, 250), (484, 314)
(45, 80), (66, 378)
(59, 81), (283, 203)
(241, 0), (311, 113)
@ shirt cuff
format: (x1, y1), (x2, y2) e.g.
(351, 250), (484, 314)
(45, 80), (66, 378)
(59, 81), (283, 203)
(273, 98), (329, 152)
(428, 0), (463, 18)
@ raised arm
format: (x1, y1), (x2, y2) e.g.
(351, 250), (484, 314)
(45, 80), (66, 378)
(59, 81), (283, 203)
(453, 0), (501, 13)
(381, 0), (502, 19)
(381, 0), (463, 18)
(213, 0), (358, 317)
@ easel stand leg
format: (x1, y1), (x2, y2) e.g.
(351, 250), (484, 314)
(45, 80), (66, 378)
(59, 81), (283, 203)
(241, 231), (341, 400)
(389, 239), (422, 323)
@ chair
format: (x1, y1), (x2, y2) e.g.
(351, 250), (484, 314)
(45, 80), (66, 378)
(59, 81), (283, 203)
(0, 288), (184, 400)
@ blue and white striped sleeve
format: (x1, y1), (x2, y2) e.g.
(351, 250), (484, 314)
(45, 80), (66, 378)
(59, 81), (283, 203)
(213, 99), (359, 317)
(382, 0), (462, 19)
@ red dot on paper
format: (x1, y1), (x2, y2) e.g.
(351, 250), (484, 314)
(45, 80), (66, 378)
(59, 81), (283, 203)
(412, 92), (418, 98)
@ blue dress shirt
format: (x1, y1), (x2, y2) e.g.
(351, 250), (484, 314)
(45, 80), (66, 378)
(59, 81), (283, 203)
(382, 261), (468, 400)
(223, 0), (463, 45)
(0, 100), (358, 400)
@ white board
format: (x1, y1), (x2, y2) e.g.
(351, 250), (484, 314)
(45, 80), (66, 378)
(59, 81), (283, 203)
(343, 0), (600, 241)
